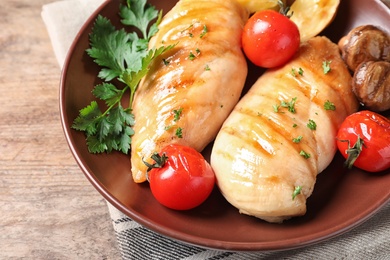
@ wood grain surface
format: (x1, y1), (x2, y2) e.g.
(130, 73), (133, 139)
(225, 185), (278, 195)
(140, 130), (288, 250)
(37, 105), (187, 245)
(0, 0), (121, 258)
(1, 0), (389, 259)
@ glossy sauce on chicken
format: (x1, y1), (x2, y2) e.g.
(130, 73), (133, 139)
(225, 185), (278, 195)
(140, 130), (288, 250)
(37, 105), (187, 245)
(131, 0), (249, 183)
(211, 37), (359, 223)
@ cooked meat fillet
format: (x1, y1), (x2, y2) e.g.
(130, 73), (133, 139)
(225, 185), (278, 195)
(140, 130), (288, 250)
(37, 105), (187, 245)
(131, 0), (248, 183)
(211, 36), (359, 223)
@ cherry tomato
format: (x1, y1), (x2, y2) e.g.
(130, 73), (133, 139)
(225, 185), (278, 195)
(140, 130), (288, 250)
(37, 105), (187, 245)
(241, 10), (300, 68)
(336, 110), (390, 172)
(145, 144), (215, 210)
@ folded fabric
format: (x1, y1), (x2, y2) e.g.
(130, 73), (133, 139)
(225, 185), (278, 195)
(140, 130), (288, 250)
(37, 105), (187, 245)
(42, 0), (106, 66)
(41, 0), (390, 259)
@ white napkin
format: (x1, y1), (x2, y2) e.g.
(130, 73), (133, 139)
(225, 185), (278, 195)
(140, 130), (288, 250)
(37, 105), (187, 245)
(42, 1), (390, 259)
(42, 0), (106, 67)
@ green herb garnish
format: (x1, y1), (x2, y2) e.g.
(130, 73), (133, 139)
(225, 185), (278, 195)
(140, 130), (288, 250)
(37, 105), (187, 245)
(281, 97), (297, 113)
(72, 0), (174, 154)
(162, 58), (170, 66)
(322, 60), (332, 74)
(189, 51), (196, 60)
(292, 135), (303, 143)
(292, 186), (302, 200)
(324, 100), (336, 111)
(200, 25), (208, 38)
(300, 150), (311, 159)
(307, 119), (317, 130)
(175, 127), (183, 138)
(291, 67), (304, 77)
(173, 108), (183, 122)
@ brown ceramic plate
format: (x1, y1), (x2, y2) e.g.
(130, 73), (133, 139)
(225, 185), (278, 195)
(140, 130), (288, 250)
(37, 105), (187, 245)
(60, 0), (390, 251)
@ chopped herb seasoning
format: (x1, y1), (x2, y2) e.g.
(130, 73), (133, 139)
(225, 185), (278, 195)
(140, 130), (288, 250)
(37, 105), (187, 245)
(205, 64), (210, 71)
(300, 150), (311, 159)
(292, 135), (303, 143)
(291, 67), (304, 77)
(164, 125), (172, 131)
(291, 68), (297, 77)
(322, 60), (332, 74)
(281, 97), (297, 113)
(162, 59), (169, 66)
(273, 104), (280, 112)
(196, 48), (201, 54)
(307, 119), (317, 130)
(181, 24), (193, 34)
(324, 100), (336, 111)
(200, 25), (208, 38)
(293, 123), (298, 128)
(189, 52), (196, 60)
(173, 108), (183, 122)
(292, 185), (302, 200)
(175, 127), (183, 138)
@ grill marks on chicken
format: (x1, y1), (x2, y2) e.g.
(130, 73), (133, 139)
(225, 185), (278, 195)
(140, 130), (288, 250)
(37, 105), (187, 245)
(130, 0), (248, 183)
(211, 37), (359, 223)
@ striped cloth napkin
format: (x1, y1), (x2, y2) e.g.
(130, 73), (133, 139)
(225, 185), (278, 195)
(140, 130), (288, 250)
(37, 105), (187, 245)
(41, 0), (390, 259)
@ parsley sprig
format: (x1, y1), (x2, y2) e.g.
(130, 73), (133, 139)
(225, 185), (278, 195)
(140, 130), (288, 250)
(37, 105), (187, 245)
(72, 0), (174, 154)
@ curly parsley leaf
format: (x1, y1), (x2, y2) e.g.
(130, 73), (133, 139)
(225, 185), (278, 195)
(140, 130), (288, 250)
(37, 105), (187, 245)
(72, 1), (173, 154)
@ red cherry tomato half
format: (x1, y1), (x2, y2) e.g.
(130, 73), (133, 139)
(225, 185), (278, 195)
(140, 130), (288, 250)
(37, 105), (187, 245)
(242, 10), (300, 68)
(336, 110), (390, 172)
(146, 144), (215, 210)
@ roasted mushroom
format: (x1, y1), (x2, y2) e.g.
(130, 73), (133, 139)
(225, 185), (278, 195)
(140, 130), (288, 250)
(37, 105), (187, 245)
(353, 61), (390, 112)
(338, 25), (390, 72)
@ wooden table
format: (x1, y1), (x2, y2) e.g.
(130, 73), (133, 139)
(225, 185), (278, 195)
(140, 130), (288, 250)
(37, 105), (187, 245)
(2, 0), (389, 259)
(0, 0), (120, 258)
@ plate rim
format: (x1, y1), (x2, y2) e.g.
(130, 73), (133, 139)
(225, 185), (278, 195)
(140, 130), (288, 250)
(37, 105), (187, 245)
(59, 0), (390, 251)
